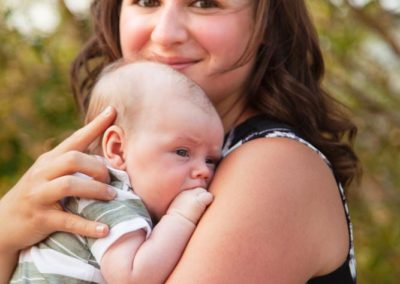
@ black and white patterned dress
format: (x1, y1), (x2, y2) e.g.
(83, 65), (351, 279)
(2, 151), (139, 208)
(222, 115), (356, 284)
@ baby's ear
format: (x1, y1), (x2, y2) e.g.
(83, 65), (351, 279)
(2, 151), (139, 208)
(102, 125), (126, 170)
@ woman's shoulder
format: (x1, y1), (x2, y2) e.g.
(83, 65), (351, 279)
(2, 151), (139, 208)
(220, 115), (339, 203)
(217, 132), (338, 203)
(212, 116), (351, 279)
(220, 115), (337, 200)
(209, 137), (348, 280)
(222, 115), (328, 163)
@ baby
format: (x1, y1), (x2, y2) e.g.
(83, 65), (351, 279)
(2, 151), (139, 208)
(11, 60), (224, 283)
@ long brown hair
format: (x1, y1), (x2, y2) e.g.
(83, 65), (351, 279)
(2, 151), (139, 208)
(71, 0), (122, 114)
(70, 0), (361, 188)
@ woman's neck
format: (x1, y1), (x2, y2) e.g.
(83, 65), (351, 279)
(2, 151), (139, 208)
(219, 103), (259, 133)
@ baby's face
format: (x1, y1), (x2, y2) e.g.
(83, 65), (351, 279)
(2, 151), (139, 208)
(123, 100), (224, 221)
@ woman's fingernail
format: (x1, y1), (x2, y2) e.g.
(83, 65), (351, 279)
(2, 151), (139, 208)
(102, 106), (113, 117)
(96, 224), (107, 234)
(107, 186), (117, 198)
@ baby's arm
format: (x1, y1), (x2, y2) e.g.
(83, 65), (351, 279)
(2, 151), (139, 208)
(101, 188), (213, 284)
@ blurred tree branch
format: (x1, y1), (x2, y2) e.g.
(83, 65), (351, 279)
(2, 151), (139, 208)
(345, 0), (400, 56)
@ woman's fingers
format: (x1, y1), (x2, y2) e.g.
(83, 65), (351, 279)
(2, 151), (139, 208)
(0, 107), (117, 256)
(52, 106), (116, 155)
(40, 175), (117, 204)
(43, 151), (109, 182)
(49, 210), (109, 238)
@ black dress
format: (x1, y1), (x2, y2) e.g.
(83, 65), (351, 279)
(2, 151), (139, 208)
(222, 115), (356, 284)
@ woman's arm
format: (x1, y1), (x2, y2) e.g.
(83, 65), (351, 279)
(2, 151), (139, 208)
(0, 214), (19, 283)
(167, 138), (349, 283)
(0, 107), (117, 281)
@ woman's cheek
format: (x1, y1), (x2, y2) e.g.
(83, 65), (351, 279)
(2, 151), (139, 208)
(195, 18), (252, 67)
(120, 18), (149, 58)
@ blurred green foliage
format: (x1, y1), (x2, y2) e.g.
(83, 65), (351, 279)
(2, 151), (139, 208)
(0, 0), (399, 282)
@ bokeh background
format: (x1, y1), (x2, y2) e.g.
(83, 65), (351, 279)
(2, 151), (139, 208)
(0, 0), (399, 282)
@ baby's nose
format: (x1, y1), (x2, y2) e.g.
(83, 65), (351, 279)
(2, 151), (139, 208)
(191, 162), (212, 183)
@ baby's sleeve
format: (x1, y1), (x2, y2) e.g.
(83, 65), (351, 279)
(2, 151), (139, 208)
(67, 189), (153, 264)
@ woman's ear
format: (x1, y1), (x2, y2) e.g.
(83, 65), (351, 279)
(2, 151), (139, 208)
(102, 125), (127, 170)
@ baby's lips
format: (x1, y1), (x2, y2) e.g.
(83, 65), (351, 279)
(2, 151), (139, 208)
(186, 181), (208, 191)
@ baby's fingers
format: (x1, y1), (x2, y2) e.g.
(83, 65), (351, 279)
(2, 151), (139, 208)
(189, 187), (213, 206)
(196, 191), (213, 206)
(49, 210), (109, 238)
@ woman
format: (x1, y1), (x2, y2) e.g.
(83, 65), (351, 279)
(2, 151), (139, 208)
(0, 0), (360, 282)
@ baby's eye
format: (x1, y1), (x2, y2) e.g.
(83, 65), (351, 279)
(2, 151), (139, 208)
(205, 157), (219, 167)
(133, 0), (160, 7)
(191, 0), (219, 9)
(176, 149), (189, 157)
(205, 158), (214, 164)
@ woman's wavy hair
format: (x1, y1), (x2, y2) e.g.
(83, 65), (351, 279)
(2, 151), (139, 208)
(70, 0), (361, 188)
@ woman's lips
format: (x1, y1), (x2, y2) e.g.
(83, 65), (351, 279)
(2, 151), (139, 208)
(149, 55), (200, 70)
(167, 62), (195, 70)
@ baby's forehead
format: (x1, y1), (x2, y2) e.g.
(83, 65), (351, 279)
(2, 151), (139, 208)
(115, 63), (196, 95)
(103, 60), (216, 119)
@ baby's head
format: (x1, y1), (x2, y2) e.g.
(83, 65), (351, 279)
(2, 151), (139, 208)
(86, 60), (224, 220)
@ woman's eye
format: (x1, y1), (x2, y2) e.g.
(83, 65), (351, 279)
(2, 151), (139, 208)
(176, 149), (189, 157)
(192, 0), (218, 8)
(134, 0), (160, 7)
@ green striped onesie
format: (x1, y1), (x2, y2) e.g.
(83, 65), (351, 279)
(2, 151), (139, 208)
(11, 165), (152, 284)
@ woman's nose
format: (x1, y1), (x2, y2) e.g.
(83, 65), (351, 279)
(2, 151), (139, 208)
(150, 4), (189, 47)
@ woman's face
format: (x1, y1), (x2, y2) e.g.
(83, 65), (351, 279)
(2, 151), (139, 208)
(119, 0), (256, 113)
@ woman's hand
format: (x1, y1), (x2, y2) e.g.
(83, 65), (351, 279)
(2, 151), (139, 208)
(0, 107), (117, 256)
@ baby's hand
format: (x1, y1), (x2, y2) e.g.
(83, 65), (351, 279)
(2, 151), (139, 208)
(167, 188), (213, 224)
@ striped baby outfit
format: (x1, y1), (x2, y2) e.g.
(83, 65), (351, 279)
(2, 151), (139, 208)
(11, 163), (152, 284)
